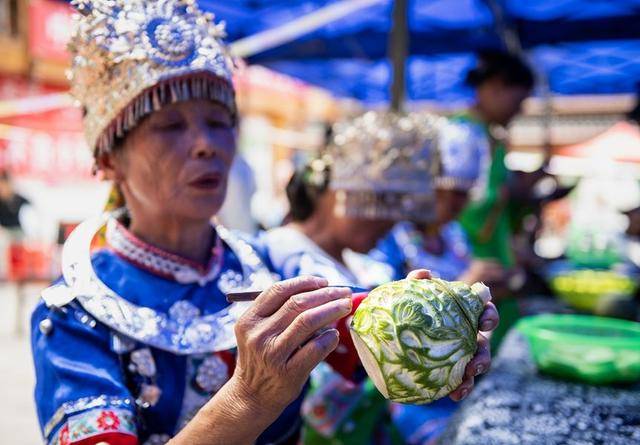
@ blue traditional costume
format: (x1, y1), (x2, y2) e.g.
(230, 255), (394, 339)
(32, 216), (296, 445)
(28, 2), (350, 444)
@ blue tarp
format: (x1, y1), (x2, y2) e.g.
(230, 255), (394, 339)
(201, 0), (640, 104)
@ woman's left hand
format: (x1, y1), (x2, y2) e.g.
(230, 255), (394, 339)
(406, 269), (500, 402)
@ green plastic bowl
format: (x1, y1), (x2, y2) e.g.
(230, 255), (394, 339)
(516, 314), (640, 385)
(548, 269), (638, 312)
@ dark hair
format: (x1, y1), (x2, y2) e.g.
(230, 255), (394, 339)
(466, 50), (535, 90)
(286, 161), (331, 222)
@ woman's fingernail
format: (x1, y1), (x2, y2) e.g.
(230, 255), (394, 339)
(475, 364), (485, 376)
(334, 287), (352, 297)
(480, 321), (493, 331)
(460, 388), (470, 400)
(338, 298), (352, 311)
(319, 329), (339, 347)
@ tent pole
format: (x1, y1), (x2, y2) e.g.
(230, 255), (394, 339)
(389, 0), (408, 112)
(485, 0), (552, 165)
(230, 0), (384, 58)
(483, 0), (521, 54)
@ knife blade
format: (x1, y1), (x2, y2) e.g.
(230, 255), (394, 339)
(226, 285), (368, 303)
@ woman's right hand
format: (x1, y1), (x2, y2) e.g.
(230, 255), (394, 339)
(230, 275), (353, 413)
(172, 276), (352, 445)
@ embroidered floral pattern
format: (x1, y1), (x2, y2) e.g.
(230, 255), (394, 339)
(59, 424), (69, 445)
(169, 301), (201, 325)
(62, 215), (273, 355)
(61, 407), (136, 443)
(216, 269), (245, 294)
(44, 396), (134, 439)
(176, 352), (234, 429)
(96, 410), (121, 431)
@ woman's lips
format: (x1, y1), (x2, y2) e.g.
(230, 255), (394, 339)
(188, 174), (221, 190)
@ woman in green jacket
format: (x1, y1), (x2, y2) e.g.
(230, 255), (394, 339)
(455, 51), (535, 345)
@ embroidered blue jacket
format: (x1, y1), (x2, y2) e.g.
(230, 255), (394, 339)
(31, 223), (302, 445)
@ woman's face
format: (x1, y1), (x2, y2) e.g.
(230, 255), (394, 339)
(320, 193), (394, 253)
(436, 188), (470, 225)
(101, 99), (236, 222)
(334, 215), (394, 254)
(476, 78), (530, 126)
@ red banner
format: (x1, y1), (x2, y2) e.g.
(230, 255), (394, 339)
(0, 129), (92, 181)
(0, 77), (63, 100)
(0, 76), (90, 181)
(28, 0), (73, 63)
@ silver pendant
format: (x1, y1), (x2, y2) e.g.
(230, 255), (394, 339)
(195, 354), (229, 393)
(143, 434), (171, 445)
(39, 319), (53, 335)
(168, 300), (201, 325)
(136, 383), (162, 409)
(216, 269), (246, 295)
(130, 348), (157, 378)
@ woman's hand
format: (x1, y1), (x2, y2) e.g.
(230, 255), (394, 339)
(173, 276), (352, 445)
(407, 269), (500, 402)
(232, 275), (353, 412)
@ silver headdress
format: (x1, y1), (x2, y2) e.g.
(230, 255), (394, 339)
(435, 119), (490, 191)
(68, 0), (236, 156)
(328, 111), (442, 223)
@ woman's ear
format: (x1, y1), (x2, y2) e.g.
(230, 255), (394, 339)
(95, 151), (123, 183)
(320, 190), (339, 219)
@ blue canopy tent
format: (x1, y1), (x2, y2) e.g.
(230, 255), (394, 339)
(200, 0), (640, 105)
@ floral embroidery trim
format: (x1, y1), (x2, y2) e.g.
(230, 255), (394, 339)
(96, 410), (121, 431)
(48, 407), (136, 445)
(44, 396), (134, 439)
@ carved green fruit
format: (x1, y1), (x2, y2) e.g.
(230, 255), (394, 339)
(350, 278), (491, 404)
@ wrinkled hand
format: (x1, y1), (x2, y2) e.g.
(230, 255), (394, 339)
(407, 269), (500, 402)
(230, 276), (353, 413)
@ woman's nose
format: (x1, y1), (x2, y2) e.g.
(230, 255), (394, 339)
(191, 126), (216, 159)
(193, 142), (215, 159)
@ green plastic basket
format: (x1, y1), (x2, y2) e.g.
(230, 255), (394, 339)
(549, 269), (637, 312)
(516, 314), (640, 385)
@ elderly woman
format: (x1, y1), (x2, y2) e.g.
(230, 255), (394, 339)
(30, 2), (497, 445)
